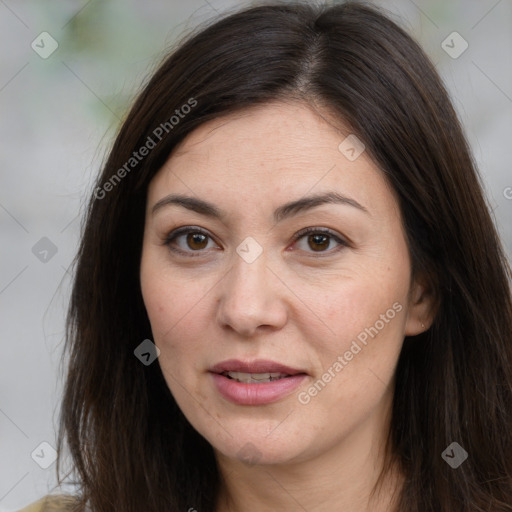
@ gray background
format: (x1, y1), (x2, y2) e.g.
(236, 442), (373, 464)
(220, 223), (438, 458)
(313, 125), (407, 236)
(1, 0), (511, 510)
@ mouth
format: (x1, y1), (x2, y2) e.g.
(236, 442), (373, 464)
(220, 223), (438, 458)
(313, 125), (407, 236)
(208, 359), (308, 405)
(209, 359), (307, 381)
(220, 371), (297, 383)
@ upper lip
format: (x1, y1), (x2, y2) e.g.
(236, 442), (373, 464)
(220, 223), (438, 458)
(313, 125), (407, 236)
(209, 359), (307, 375)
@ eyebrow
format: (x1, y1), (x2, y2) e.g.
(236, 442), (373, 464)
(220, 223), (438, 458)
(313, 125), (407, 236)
(151, 191), (370, 222)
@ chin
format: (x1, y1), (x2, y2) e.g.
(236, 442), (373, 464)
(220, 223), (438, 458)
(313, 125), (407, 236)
(203, 425), (308, 466)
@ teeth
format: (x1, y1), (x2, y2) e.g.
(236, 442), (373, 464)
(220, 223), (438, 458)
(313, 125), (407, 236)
(224, 371), (289, 383)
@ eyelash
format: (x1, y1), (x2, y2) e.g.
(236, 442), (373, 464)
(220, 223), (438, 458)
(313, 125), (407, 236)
(163, 226), (349, 258)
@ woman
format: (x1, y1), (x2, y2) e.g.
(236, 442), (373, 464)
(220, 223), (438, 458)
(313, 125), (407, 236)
(20, 1), (512, 511)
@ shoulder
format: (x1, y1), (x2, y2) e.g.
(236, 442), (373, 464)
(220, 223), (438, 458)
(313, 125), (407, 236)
(18, 494), (80, 512)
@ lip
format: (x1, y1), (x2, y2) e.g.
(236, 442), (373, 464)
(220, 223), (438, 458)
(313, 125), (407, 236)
(209, 359), (308, 405)
(209, 359), (306, 375)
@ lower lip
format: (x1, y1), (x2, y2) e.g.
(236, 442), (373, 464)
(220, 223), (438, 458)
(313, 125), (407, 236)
(210, 372), (308, 405)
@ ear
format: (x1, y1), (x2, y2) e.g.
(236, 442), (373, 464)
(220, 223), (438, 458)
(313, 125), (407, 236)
(404, 274), (437, 336)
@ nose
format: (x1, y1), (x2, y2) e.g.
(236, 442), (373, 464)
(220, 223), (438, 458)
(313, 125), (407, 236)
(215, 249), (288, 338)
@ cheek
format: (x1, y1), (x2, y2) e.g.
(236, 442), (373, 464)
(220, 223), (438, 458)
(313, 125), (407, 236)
(140, 249), (187, 345)
(321, 271), (406, 336)
(140, 251), (215, 373)
(310, 263), (409, 385)
(297, 286), (406, 430)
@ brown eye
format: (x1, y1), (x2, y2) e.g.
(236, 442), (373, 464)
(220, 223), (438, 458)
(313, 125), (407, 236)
(307, 233), (330, 252)
(293, 227), (348, 256)
(164, 227), (218, 256)
(185, 232), (209, 250)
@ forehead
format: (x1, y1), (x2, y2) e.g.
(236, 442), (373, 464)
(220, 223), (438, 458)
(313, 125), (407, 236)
(168, 101), (348, 172)
(147, 101), (398, 218)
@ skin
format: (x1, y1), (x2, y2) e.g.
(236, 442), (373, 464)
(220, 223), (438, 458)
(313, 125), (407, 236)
(140, 100), (435, 512)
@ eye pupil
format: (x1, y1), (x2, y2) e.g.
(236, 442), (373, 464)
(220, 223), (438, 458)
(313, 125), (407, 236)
(309, 234), (329, 251)
(187, 232), (208, 250)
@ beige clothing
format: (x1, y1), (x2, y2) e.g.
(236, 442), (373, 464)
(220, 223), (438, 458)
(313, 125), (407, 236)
(17, 494), (78, 512)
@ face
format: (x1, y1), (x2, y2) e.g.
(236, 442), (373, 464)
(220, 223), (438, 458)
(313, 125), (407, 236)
(140, 101), (431, 467)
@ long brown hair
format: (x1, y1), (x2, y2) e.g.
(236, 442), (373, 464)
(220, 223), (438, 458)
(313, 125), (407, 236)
(55, 1), (512, 510)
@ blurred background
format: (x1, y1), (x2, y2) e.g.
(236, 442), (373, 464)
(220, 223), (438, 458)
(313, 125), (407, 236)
(1, 0), (511, 510)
